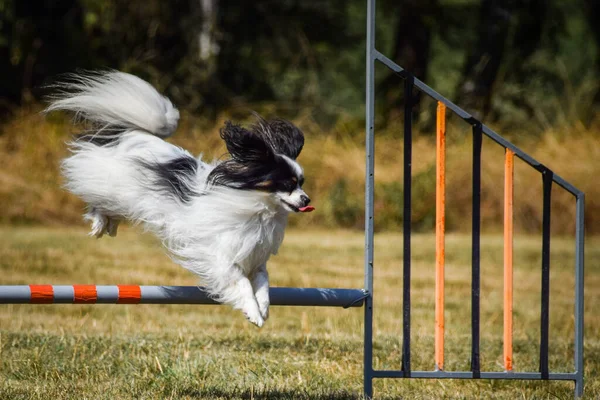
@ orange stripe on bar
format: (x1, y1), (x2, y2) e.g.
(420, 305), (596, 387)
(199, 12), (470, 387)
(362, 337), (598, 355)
(117, 285), (141, 304)
(435, 101), (446, 371)
(29, 285), (54, 304)
(504, 149), (515, 371)
(73, 285), (97, 304)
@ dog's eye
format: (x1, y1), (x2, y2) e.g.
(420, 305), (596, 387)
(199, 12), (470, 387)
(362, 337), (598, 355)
(299, 177), (304, 186)
(278, 180), (295, 192)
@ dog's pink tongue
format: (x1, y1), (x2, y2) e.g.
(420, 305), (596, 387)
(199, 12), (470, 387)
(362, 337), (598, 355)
(298, 206), (315, 213)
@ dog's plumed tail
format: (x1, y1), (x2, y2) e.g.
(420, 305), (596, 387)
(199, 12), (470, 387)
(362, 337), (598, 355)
(45, 71), (179, 138)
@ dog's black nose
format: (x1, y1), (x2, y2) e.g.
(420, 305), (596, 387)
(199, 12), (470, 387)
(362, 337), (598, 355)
(300, 195), (311, 206)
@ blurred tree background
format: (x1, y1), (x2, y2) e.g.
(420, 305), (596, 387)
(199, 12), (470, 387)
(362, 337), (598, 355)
(1, 0), (600, 232)
(1, 0), (600, 132)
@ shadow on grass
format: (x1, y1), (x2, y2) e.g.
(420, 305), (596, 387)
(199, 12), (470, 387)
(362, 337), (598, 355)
(178, 386), (362, 400)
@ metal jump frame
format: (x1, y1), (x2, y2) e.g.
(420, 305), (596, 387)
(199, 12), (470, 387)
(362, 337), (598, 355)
(363, 0), (584, 398)
(0, 1), (585, 398)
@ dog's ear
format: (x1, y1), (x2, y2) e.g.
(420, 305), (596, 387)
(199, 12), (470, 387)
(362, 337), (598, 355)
(220, 121), (274, 163)
(251, 114), (304, 159)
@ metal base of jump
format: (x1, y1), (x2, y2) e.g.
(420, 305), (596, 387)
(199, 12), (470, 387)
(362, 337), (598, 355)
(0, 285), (366, 308)
(372, 370), (579, 381)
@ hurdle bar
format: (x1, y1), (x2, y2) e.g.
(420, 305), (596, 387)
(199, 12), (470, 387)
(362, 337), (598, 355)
(0, 285), (367, 308)
(364, 0), (584, 398)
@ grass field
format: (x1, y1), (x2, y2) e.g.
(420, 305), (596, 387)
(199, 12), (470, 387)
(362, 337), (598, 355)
(0, 226), (598, 399)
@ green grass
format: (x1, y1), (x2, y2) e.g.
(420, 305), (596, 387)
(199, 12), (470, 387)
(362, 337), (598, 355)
(0, 226), (599, 399)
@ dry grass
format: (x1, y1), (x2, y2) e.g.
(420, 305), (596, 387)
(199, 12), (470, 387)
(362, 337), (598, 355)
(0, 226), (599, 399)
(1, 107), (599, 233)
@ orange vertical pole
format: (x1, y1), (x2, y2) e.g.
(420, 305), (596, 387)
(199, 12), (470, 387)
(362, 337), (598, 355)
(504, 149), (514, 371)
(435, 101), (446, 371)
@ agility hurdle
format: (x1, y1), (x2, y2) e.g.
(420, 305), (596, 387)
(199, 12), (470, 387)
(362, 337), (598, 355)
(363, 0), (584, 398)
(0, 0), (585, 398)
(0, 285), (365, 307)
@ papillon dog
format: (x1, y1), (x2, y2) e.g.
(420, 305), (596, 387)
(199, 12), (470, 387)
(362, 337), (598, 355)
(46, 71), (314, 327)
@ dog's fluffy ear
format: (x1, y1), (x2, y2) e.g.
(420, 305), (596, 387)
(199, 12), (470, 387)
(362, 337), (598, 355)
(251, 114), (304, 160)
(221, 121), (274, 163)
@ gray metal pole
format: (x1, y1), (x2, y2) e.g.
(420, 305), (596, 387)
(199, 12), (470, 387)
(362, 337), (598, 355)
(574, 193), (585, 398)
(364, 0), (376, 398)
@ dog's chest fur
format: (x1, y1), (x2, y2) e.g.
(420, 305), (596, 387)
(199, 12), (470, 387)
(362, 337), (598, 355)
(235, 209), (288, 274)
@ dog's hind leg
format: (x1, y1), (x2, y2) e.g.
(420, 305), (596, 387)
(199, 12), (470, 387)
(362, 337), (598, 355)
(83, 208), (112, 238)
(107, 218), (120, 237)
(83, 208), (120, 238)
(84, 209), (107, 238)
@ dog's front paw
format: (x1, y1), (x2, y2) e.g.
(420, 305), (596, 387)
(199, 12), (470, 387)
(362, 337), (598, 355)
(256, 292), (270, 321)
(244, 308), (265, 328)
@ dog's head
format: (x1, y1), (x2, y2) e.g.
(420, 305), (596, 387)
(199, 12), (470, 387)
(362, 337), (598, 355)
(208, 114), (312, 213)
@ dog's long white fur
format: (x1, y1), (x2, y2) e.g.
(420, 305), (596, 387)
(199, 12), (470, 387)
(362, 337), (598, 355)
(49, 71), (291, 327)
(46, 71), (179, 138)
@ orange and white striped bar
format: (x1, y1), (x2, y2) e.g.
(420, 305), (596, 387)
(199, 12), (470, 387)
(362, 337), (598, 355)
(435, 101), (446, 371)
(0, 285), (366, 307)
(504, 149), (515, 371)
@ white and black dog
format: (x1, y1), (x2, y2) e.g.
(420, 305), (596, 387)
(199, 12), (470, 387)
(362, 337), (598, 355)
(46, 71), (314, 327)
